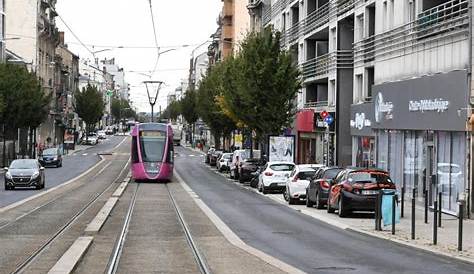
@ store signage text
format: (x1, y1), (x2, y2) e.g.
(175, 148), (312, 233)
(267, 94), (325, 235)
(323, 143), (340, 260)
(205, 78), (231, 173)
(408, 98), (449, 113)
(374, 93), (393, 123)
(350, 112), (372, 130)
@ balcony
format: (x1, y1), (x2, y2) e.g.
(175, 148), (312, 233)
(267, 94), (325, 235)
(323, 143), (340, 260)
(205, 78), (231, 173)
(247, 0), (263, 9)
(336, 0), (354, 15)
(416, 0), (468, 39)
(302, 50), (353, 80)
(286, 22), (303, 45)
(305, 2), (330, 35)
(353, 0), (468, 66)
(304, 101), (329, 108)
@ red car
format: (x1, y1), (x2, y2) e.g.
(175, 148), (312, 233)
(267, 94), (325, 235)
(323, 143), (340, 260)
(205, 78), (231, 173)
(327, 168), (396, 217)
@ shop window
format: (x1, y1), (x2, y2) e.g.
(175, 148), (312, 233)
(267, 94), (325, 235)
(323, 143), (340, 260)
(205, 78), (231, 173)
(377, 131), (389, 171)
(389, 131), (403, 190)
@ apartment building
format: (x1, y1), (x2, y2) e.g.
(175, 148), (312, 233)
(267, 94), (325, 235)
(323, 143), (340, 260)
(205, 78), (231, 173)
(6, 0), (61, 145)
(250, 0), (472, 215)
(101, 58), (129, 102)
(0, 0), (5, 61)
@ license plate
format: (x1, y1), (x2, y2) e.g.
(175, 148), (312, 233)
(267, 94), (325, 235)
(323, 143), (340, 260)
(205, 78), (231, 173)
(362, 190), (379, 195)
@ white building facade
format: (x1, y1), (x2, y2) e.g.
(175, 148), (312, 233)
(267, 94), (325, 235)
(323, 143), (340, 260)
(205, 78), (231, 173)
(250, 0), (472, 215)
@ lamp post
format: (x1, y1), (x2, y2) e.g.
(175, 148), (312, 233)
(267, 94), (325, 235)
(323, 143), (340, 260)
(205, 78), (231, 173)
(143, 81), (163, 123)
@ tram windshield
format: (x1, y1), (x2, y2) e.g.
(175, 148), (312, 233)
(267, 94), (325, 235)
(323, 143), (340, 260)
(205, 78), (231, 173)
(139, 131), (167, 162)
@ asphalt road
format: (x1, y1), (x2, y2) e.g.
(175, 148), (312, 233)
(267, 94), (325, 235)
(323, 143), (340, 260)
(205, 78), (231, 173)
(174, 146), (473, 274)
(0, 135), (127, 208)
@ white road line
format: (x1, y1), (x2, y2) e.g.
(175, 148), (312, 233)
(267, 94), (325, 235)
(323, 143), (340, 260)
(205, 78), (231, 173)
(48, 236), (93, 274)
(174, 171), (306, 274)
(189, 154), (195, 157)
(112, 136), (128, 150)
(85, 197), (119, 233)
(92, 162), (112, 179)
(0, 156), (106, 214)
(82, 153), (88, 156)
(112, 179), (129, 197)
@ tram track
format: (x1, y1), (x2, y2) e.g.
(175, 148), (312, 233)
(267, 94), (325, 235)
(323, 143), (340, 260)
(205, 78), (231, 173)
(8, 159), (130, 274)
(105, 182), (211, 274)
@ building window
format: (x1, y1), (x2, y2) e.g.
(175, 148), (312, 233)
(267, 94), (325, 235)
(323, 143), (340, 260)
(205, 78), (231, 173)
(383, 1), (388, 31)
(389, 0), (395, 29)
(365, 67), (374, 100)
(355, 74), (363, 103)
(356, 14), (364, 41)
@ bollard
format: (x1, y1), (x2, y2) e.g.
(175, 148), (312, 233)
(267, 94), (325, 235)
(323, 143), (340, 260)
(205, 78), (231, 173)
(377, 190), (383, 231)
(438, 192), (442, 227)
(401, 186), (405, 218)
(411, 189), (416, 240)
(392, 195), (396, 235)
(424, 189), (428, 224)
(458, 202), (464, 251)
(375, 191), (380, 230)
(433, 200), (438, 245)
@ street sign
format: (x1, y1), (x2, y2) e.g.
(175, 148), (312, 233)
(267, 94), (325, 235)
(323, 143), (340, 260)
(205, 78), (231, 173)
(324, 115), (334, 125)
(107, 90), (114, 97)
(320, 111), (329, 119)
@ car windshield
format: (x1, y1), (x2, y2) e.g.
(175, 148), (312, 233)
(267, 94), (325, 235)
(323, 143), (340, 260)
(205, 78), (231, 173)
(298, 171), (315, 180)
(139, 131), (166, 162)
(10, 160), (37, 169)
(42, 148), (57, 156)
(323, 168), (344, 179)
(270, 164), (294, 171)
(348, 171), (392, 184)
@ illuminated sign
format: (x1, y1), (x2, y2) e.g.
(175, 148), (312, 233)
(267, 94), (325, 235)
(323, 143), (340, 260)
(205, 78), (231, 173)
(140, 131), (166, 138)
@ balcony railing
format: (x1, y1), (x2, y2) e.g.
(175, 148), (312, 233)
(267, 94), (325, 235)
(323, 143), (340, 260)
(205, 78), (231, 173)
(302, 50), (353, 80)
(286, 21), (303, 44)
(336, 0), (354, 15)
(353, 0), (469, 67)
(305, 3), (330, 35)
(304, 101), (329, 108)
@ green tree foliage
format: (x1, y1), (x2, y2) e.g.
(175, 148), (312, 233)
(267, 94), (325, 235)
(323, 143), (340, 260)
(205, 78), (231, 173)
(220, 27), (301, 138)
(180, 90), (198, 125)
(0, 63), (50, 129)
(111, 97), (136, 122)
(196, 63), (236, 148)
(75, 84), (104, 133)
(160, 100), (181, 121)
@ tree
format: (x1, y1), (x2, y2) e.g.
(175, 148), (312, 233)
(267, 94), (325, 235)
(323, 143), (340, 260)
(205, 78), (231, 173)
(160, 100), (181, 121)
(75, 84), (104, 135)
(111, 97), (136, 123)
(220, 27), (301, 148)
(180, 90), (199, 143)
(0, 63), (51, 162)
(196, 63), (236, 149)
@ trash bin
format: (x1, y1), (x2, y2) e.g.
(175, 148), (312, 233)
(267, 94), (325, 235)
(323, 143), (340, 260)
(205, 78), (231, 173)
(381, 189), (400, 227)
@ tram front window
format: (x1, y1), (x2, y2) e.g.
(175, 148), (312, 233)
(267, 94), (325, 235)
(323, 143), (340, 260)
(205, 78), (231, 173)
(140, 131), (166, 162)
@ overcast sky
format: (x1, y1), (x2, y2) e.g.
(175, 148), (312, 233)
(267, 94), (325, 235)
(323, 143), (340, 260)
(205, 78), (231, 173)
(56, 0), (222, 113)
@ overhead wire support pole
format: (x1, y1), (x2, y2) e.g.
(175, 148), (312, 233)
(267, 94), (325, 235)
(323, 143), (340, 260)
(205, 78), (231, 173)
(143, 80), (163, 123)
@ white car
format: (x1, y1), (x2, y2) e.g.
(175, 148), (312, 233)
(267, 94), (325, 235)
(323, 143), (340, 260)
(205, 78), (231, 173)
(97, 130), (106, 139)
(284, 165), (318, 204)
(257, 161), (295, 194)
(83, 134), (98, 145)
(217, 153), (233, 172)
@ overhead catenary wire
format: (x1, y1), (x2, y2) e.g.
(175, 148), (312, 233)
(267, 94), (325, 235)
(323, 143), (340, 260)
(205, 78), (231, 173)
(148, 0), (161, 78)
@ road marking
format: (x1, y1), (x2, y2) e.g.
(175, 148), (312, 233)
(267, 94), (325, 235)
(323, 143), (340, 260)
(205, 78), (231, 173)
(82, 153), (88, 156)
(112, 136), (129, 150)
(48, 236), (93, 274)
(174, 171), (306, 274)
(92, 162), (112, 179)
(189, 154), (195, 157)
(112, 179), (129, 197)
(85, 197), (119, 233)
(0, 156), (106, 214)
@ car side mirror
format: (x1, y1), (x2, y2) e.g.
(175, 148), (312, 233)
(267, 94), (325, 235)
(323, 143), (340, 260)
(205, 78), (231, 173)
(4, 167), (8, 171)
(40, 167), (45, 171)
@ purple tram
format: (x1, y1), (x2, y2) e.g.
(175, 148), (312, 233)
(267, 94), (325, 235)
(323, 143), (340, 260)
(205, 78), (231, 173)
(131, 123), (174, 182)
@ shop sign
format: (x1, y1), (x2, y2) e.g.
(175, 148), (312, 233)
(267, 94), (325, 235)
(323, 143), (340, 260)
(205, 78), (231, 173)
(350, 112), (372, 130)
(371, 70), (469, 132)
(350, 103), (375, 136)
(408, 98), (449, 113)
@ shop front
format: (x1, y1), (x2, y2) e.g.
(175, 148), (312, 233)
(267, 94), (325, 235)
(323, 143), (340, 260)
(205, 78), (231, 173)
(350, 102), (376, 168)
(371, 70), (469, 214)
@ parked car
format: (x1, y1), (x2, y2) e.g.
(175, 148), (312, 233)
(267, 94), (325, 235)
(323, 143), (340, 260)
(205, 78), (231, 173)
(257, 161), (295, 194)
(217, 153), (233, 172)
(4, 159), (45, 190)
(238, 158), (266, 183)
(39, 147), (63, 168)
(230, 149), (260, 179)
(284, 165), (317, 204)
(205, 148), (215, 164)
(97, 130), (107, 139)
(326, 168), (396, 217)
(298, 164), (325, 171)
(83, 133), (98, 145)
(306, 167), (344, 209)
(209, 150), (223, 166)
(105, 127), (114, 135)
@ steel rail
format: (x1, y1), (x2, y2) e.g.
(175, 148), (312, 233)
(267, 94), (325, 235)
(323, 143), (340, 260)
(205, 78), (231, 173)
(10, 159), (130, 274)
(166, 184), (212, 274)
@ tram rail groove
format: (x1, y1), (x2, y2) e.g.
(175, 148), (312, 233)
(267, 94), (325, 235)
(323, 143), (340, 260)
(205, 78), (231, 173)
(10, 159), (130, 274)
(166, 183), (212, 274)
(106, 183), (140, 274)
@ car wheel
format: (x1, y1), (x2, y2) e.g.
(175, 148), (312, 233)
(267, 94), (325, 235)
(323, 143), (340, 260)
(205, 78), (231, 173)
(315, 191), (324, 209)
(262, 185), (268, 194)
(306, 190), (314, 208)
(258, 183), (262, 192)
(36, 184), (42, 190)
(338, 195), (348, 217)
(283, 189), (288, 201)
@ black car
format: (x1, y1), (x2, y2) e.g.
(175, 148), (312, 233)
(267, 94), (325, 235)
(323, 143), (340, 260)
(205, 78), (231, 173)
(306, 167), (344, 209)
(39, 147), (63, 168)
(4, 159), (45, 190)
(239, 158), (266, 183)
